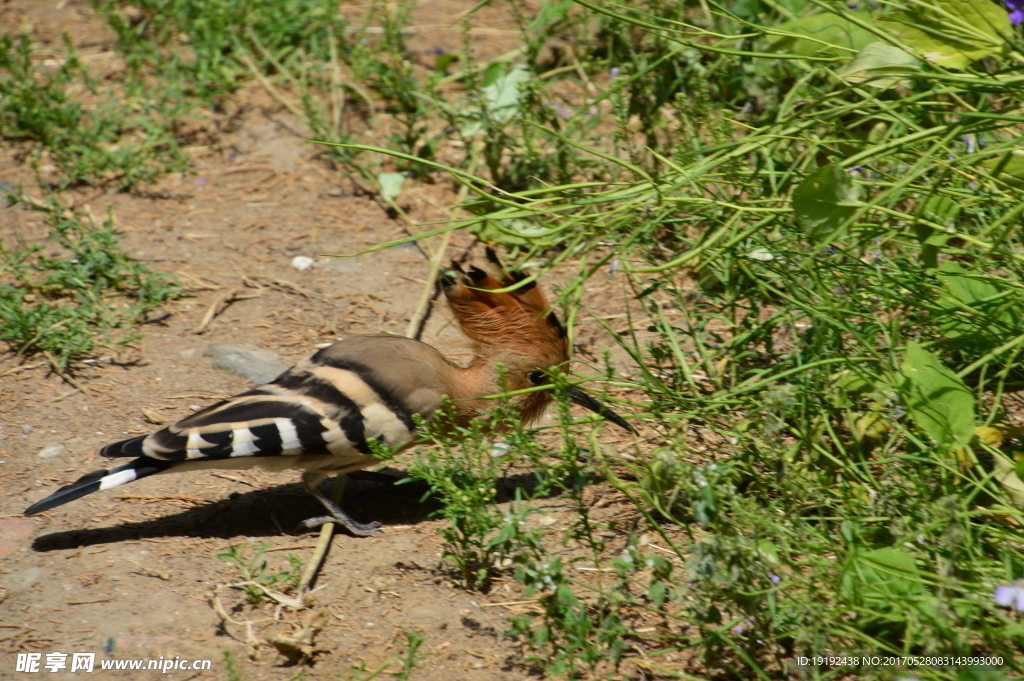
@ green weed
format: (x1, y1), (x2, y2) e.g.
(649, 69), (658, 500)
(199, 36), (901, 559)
(0, 195), (178, 368)
(391, 629), (426, 681)
(0, 34), (189, 189)
(216, 542), (303, 604)
(222, 649), (244, 681)
(7, 0), (1024, 676)
(95, 0), (349, 98)
(392, 400), (535, 591)
(335, 0), (1024, 677)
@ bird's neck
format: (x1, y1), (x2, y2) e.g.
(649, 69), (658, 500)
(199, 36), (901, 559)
(447, 355), (550, 427)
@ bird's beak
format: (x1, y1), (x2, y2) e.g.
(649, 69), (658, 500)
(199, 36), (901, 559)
(567, 386), (636, 434)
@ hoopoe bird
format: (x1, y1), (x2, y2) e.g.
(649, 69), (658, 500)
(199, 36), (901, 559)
(23, 248), (633, 536)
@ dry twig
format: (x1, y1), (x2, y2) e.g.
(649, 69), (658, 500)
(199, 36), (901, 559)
(192, 288), (262, 334)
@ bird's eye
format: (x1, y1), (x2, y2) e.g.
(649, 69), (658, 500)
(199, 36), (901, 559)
(527, 371), (546, 386)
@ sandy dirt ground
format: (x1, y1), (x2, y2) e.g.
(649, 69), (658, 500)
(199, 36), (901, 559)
(0, 2), (654, 679)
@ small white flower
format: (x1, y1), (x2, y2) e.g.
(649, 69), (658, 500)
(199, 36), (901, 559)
(291, 255), (315, 271)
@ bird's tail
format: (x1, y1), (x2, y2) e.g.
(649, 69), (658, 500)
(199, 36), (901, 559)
(23, 457), (172, 516)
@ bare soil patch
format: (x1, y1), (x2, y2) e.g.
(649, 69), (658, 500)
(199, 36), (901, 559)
(0, 2), (650, 679)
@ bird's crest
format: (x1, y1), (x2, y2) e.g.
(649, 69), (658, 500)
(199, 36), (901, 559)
(441, 248), (566, 358)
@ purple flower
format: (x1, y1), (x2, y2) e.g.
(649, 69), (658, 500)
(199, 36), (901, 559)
(1006, 0), (1024, 25)
(553, 102), (573, 119)
(609, 67), (621, 79)
(847, 1), (859, 8)
(995, 580), (1024, 610)
(770, 573), (781, 584)
(962, 134), (977, 154)
(732, 616), (755, 635)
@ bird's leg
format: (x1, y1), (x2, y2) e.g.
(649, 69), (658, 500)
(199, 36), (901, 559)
(300, 472), (382, 537)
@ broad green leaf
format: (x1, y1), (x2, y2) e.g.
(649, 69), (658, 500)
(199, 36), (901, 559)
(841, 547), (926, 612)
(900, 341), (975, 451)
(529, 0), (573, 32)
(992, 450), (1024, 508)
(981, 152), (1024, 188)
(377, 172), (405, 202)
(934, 262), (1024, 345)
(937, 261), (1002, 308)
(757, 539), (780, 565)
(917, 195), (960, 233)
(854, 410), (889, 451)
(860, 547), (925, 597)
(648, 579), (667, 606)
(434, 52), (458, 74)
(745, 247), (774, 261)
(461, 66), (532, 135)
(878, 0), (1010, 70)
(828, 369), (876, 408)
(792, 163), (862, 243)
(483, 66), (531, 121)
(469, 217), (561, 247)
(769, 10), (876, 58)
(857, 548), (926, 605)
(838, 42), (921, 89)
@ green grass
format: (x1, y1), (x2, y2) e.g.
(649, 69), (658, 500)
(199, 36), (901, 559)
(319, 0), (1024, 677)
(216, 542), (304, 604)
(0, 34), (190, 189)
(95, 0), (349, 98)
(0, 195), (178, 368)
(3, 0), (1024, 677)
(222, 649), (245, 681)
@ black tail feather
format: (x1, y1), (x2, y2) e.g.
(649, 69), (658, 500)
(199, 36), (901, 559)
(99, 435), (147, 458)
(23, 457), (172, 516)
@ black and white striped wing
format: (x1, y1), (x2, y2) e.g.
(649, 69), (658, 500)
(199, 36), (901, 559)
(102, 364), (420, 464)
(23, 336), (447, 517)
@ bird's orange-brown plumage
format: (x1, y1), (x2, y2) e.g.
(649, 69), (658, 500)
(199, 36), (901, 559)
(24, 248), (630, 536)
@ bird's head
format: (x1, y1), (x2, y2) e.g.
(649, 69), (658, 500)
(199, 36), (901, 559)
(440, 248), (633, 433)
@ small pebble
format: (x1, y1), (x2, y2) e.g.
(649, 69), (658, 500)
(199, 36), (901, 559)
(37, 445), (64, 459)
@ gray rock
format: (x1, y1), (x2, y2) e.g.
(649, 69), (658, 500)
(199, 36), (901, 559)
(204, 344), (288, 385)
(21, 424), (33, 434)
(37, 444), (63, 459)
(3, 567), (42, 593)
